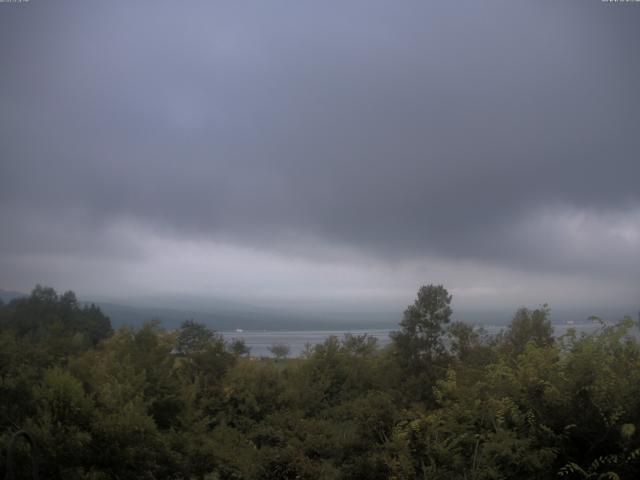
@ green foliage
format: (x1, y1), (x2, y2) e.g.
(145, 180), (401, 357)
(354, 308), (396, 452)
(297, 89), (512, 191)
(176, 319), (216, 354)
(502, 304), (554, 357)
(1, 284), (640, 479)
(2, 285), (112, 347)
(391, 284), (453, 365)
(268, 343), (290, 361)
(390, 284), (453, 403)
(228, 338), (251, 357)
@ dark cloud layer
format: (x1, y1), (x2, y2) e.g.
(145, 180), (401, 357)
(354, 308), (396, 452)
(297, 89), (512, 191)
(1, 1), (639, 294)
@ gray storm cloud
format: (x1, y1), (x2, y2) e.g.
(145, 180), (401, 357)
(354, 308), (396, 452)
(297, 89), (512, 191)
(0, 0), (639, 307)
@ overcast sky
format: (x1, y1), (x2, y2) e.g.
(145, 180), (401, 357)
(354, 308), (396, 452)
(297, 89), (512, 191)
(1, 0), (639, 316)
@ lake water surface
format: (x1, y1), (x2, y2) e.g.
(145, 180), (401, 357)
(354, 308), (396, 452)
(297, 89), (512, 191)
(221, 323), (604, 357)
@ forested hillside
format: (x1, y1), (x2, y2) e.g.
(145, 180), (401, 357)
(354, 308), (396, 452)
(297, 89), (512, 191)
(1, 285), (639, 479)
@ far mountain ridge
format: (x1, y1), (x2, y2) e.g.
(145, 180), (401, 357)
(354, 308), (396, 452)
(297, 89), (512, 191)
(1, 288), (635, 331)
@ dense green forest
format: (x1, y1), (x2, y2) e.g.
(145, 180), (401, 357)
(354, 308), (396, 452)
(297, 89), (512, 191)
(1, 285), (639, 479)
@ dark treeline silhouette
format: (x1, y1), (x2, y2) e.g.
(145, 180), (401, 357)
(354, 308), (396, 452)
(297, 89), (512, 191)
(1, 285), (639, 479)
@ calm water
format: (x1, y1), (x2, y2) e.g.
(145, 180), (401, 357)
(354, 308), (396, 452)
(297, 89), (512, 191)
(221, 323), (604, 357)
(221, 329), (393, 357)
